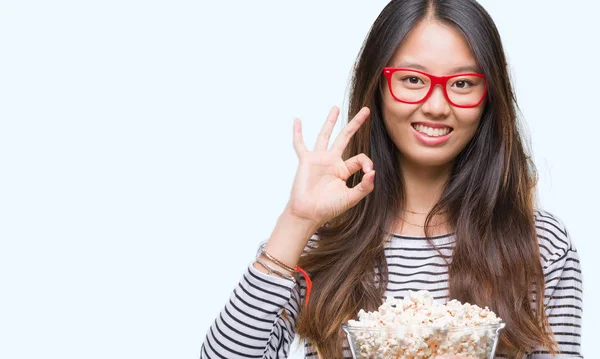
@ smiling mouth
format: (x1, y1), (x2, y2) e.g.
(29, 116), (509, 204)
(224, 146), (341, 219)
(411, 123), (454, 137)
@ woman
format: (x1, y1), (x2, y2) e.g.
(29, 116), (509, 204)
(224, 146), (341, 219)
(200, 0), (583, 358)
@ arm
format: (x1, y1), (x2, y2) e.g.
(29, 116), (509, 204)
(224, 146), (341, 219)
(201, 106), (375, 358)
(200, 262), (307, 359)
(200, 210), (318, 359)
(530, 215), (583, 359)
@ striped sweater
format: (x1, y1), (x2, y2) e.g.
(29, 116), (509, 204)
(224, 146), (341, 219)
(200, 210), (583, 358)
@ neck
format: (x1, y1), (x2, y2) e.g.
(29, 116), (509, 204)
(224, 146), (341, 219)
(392, 155), (454, 237)
(399, 156), (453, 213)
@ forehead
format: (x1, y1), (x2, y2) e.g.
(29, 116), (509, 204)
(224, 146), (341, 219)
(389, 19), (479, 74)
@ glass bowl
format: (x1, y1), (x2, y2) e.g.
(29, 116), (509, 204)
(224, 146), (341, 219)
(342, 322), (505, 359)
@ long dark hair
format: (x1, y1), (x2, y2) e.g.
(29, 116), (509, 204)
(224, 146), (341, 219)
(295, 0), (556, 357)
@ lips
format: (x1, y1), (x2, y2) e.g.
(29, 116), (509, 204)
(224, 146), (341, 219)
(410, 122), (453, 145)
(414, 124), (450, 137)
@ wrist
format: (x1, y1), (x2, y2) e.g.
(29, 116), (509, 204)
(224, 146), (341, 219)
(281, 205), (322, 234)
(263, 207), (321, 268)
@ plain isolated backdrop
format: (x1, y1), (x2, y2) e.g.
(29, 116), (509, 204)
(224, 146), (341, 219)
(0, 1), (598, 358)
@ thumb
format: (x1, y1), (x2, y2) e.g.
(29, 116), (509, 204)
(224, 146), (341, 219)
(346, 170), (375, 206)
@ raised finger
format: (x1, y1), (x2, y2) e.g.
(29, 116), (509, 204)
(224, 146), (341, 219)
(330, 107), (370, 155)
(293, 118), (308, 156)
(314, 106), (340, 152)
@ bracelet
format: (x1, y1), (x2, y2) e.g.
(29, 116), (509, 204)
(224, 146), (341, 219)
(254, 258), (297, 283)
(260, 244), (297, 273)
(256, 242), (313, 308)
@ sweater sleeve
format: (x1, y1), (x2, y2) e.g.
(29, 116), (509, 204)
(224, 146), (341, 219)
(529, 211), (583, 359)
(200, 238), (315, 359)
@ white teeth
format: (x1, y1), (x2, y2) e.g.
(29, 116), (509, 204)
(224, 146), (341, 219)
(413, 124), (451, 137)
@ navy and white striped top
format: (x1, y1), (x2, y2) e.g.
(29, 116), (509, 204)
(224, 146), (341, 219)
(200, 210), (583, 358)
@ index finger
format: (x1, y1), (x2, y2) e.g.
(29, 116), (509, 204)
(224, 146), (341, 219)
(329, 107), (370, 155)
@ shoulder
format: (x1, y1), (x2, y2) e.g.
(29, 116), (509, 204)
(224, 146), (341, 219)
(533, 208), (577, 267)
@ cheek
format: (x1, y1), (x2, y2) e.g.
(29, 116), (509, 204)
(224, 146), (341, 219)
(382, 103), (420, 144)
(453, 108), (484, 137)
(382, 94), (418, 126)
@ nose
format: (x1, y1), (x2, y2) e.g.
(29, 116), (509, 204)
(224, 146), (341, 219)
(421, 84), (451, 117)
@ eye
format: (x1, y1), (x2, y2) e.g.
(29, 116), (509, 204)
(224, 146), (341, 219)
(453, 80), (474, 89)
(401, 76), (425, 85)
(405, 77), (423, 84)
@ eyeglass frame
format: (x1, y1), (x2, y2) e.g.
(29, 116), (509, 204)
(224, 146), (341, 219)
(382, 67), (488, 109)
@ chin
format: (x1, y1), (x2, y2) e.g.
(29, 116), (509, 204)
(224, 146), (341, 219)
(402, 151), (456, 168)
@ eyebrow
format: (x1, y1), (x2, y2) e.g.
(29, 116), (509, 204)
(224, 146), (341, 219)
(394, 62), (481, 74)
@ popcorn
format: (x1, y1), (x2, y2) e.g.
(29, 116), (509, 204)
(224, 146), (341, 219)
(344, 290), (504, 359)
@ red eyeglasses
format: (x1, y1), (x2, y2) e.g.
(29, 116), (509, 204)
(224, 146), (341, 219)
(382, 67), (487, 108)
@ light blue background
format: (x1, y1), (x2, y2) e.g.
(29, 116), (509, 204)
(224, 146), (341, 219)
(0, 1), (597, 358)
